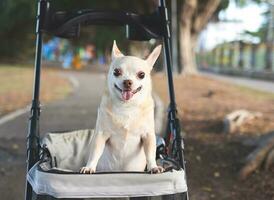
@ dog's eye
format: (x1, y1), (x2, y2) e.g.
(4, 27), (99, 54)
(113, 68), (122, 77)
(137, 71), (145, 79)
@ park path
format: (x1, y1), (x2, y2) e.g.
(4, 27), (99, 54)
(201, 71), (274, 94)
(0, 71), (105, 200)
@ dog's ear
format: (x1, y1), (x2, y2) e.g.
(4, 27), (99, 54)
(112, 40), (124, 60)
(146, 45), (162, 69)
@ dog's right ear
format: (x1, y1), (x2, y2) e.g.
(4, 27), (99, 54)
(112, 40), (124, 60)
(146, 45), (162, 69)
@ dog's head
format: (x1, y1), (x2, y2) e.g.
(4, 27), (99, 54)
(107, 41), (161, 104)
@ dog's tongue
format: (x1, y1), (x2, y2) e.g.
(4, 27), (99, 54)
(122, 91), (133, 101)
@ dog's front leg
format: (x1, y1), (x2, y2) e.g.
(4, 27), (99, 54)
(80, 131), (108, 174)
(143, 133), (164, 173)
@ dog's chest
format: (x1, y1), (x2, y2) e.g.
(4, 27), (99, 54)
(107, 131), (141, 153)
(105, 105), (150, 132)
(98, 106), (151, 146)
(112, 109), (138, 130)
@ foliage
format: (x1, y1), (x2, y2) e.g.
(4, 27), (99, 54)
(213, 0), (230, 21)
(0, 0), (152, 60)
(0, 0), (35, 59)
(243, 7), (270, 42)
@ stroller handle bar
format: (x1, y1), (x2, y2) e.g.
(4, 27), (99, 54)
(40, 3), (164, 40)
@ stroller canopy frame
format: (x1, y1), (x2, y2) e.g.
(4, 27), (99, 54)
(25, 0), (189, 199)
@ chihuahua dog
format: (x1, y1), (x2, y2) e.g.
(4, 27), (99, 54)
(80, 41), (163, 174)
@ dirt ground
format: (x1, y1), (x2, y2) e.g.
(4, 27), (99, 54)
(153, 74), (274, 200)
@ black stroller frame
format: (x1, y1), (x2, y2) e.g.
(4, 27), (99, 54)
(25, 0), (189, 199)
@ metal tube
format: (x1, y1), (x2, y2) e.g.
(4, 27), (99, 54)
(25, 27), (42, 200)
(159, 3), (185, 169)
(158, 1), (176, 111)
(171, 0), (179, 73)
(159, 1), (189, 199)
(25, 1), (47, 199)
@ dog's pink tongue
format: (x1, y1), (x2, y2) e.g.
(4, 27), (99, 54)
(122, 91), (133, 101)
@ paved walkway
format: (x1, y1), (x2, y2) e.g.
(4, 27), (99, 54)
(201, 71), (274, 94)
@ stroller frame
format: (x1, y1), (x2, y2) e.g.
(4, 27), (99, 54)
(25, 0), (189, 199)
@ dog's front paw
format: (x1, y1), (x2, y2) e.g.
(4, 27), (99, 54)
(80, 166), (96, 174)
(149, 166), (164, 174)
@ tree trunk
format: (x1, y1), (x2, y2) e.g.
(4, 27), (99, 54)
(179, 0), (221, 75)
(265, 42), (273, 71)
(265, 4), (274, 71)
(180, 25), (198, 75)
(250, 43), (258, 69)
(238, 41), (244, 69)
(220, 45), (226, 68)
(179, 0), (198, 75)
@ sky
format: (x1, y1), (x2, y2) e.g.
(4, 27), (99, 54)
(199, 1), (268, 50)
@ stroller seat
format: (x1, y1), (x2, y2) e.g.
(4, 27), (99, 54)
(27, 130), (187, 198)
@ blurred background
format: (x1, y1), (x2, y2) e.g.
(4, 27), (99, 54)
(0, 0), (274, 200)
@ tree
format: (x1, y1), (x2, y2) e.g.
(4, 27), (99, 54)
(178, 0), (270, 75)
(178, 0), (223, 75)
(0, 0), (35, 60)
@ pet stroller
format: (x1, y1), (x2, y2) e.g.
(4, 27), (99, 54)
(25, 0), (189, 199)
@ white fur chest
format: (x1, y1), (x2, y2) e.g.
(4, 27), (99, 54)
(110, 105), (141, 131)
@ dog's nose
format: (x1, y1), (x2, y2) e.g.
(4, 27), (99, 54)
(123, 79), (133, 89)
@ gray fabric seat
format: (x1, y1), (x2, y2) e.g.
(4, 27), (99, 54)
(27, 129), (187, 198)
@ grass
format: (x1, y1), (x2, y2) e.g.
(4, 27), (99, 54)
(0, 64), (72, 116)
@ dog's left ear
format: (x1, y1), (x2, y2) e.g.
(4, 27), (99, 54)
(146, 45), (162, 69)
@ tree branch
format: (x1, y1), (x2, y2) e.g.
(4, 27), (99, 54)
(180, 0), (198, 27)
(192, 0), (221, 34)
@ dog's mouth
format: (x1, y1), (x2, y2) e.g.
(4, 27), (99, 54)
(114, 84), (142, 101)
